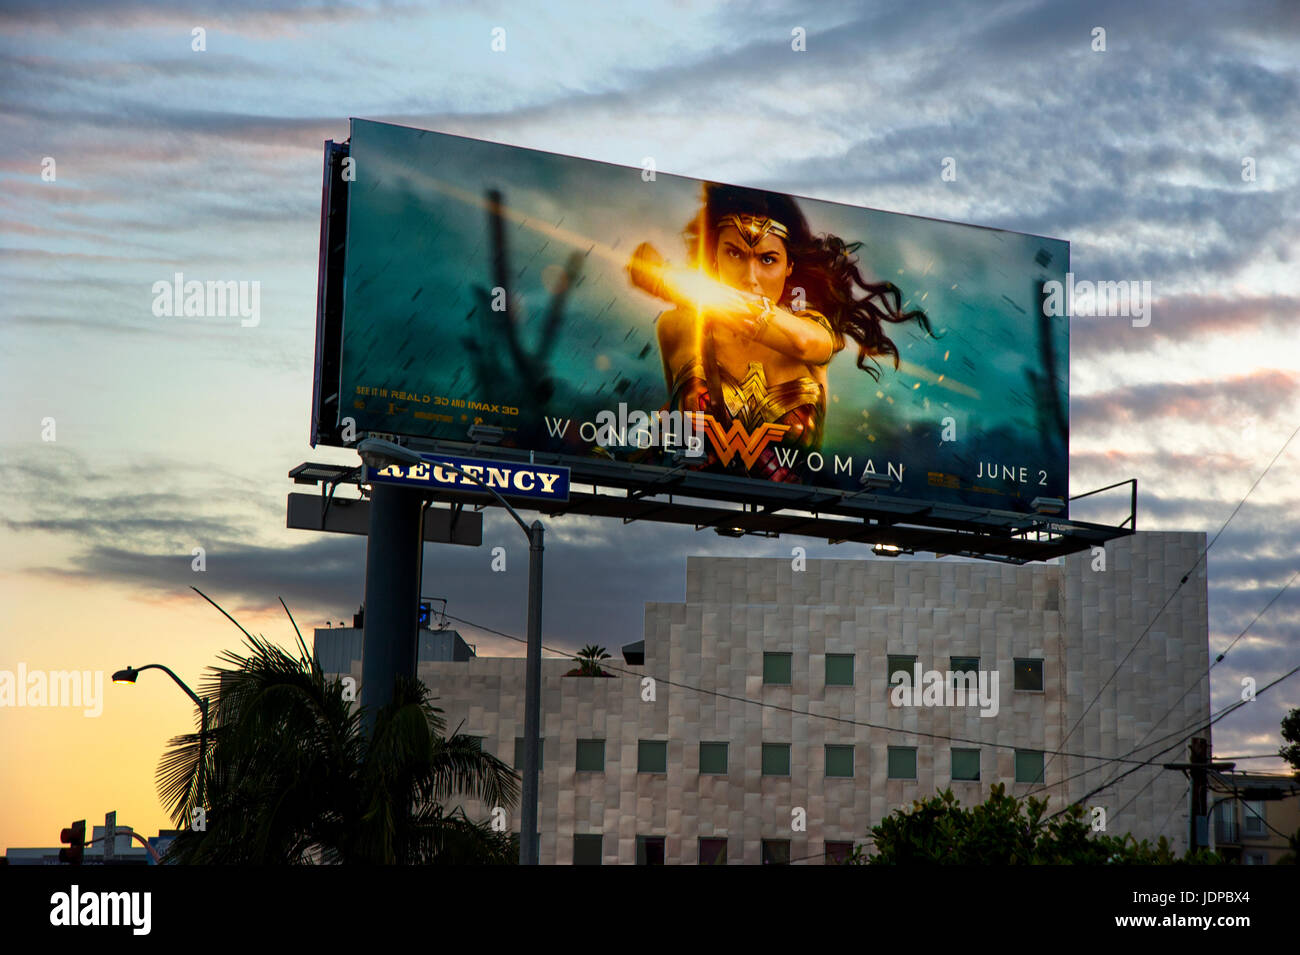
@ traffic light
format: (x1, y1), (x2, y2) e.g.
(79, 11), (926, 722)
(59, 820), (86, 865)
(418, 601), (432, 629)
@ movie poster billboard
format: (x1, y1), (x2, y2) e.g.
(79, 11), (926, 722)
(327, 119), (1069, 515)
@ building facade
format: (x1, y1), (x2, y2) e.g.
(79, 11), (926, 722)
(1210, 773), (1300, 864)
(317, 530), (1211, 863)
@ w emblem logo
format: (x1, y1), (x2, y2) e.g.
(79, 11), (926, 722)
(689, 413), (790, 470)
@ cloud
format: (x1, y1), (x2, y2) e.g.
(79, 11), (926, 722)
(0, 0), (390, 33)
(1071, 369), (1300, 429)
(1071, 294), (1300, 358)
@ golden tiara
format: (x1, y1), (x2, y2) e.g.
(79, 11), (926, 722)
(715, 213), (789, 248)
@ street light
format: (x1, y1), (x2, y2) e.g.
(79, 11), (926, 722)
(112, 664), (209, 813)
(356, 438), (546, 866)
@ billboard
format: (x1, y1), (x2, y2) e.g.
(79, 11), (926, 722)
(321, 119), (1069, 515)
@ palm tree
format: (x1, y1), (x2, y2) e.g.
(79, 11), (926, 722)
(569, 644), (612, 677)
(156, 629), (520, 864)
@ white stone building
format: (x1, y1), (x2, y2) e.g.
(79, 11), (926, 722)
(316, 530), (1209, 864)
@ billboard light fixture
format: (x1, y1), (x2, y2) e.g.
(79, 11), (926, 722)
(1031, 496), (1066, 514)
(468, 423), (505, 444)
(860, 474), (895, 490)
(873, 543), (911, 557)
(714, 526), (746, 538)
(357, 437), (421, 471)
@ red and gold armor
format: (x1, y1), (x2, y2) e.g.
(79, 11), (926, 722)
(668, 308), (841, 483)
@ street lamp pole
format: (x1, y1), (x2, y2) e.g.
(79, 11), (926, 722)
(417, 460), (544, 866)
(112, 664), (210, 812)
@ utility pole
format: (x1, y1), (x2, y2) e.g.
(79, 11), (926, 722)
(1189, 737), (1208, 852)
(1164, 739), (1232, 854)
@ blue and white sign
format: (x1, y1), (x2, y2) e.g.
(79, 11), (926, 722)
(366, 453), (570, 503)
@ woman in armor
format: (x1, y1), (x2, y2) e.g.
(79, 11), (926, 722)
(626, 182), (934, 483)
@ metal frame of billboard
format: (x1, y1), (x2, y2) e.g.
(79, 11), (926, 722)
(292, 443), (1136, 564)
(308, 134), (1136, 563)
(309, 139), (350, 449)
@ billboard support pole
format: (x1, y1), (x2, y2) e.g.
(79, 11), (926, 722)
(360, 481), (424, 737)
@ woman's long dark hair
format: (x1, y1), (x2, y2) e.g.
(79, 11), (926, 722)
(684, 182), (935, 380)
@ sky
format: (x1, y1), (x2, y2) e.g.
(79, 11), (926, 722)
(1, 0), (1298, 853)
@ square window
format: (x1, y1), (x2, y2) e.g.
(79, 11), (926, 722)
(1014, 658), (1044, 691)
(1015, 749), (1045, 783)
(951, 748), (980, 781)
(887, 746), (917, 779)
(824, 841), (854, 865)
(825, 653), (855, 686)
(1243, 801), (1266, 836)
(636, 835), (666, 865)
(887, 655), (917, 696)
(572, 834), (602, 865)
(761, 839), (791, 865)
(763, 652), (792, 685)
(638, 739), (668, 774)
(699, 741), (728, 775)
(576, 739), (605, 772)
(825, 744), (854, 778)
(762, 743), (791, 776)
(513, 737), (544, 770)
(699, 837), (728, 865)
(950, 656), (979, 688)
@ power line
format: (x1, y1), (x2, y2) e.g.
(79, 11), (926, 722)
(1024, 566), (1299, 800)
(1038, 422), (1299, 785)
(442, 611), (1169, 767)
(1107, 764), (1165, 829)
(1214, 568), (1298, 663)
(1046, 659), (1300, 819)
(1031, 657), (1297, 804)
(1152, 781), (1190, 840)
(1207, 772), (1300, 841)
(438, 537), (1300, 830)
(1212, 794), (1296, 842)
(1213, 755), (1296, 761)
(1110, 568), (1300, 785)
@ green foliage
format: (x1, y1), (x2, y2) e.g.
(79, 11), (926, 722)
(572, 644), (612, 677)
(158, 632), (519, 864)
(846, 785), (1226, 865)
(1279, 707), (1300, 777)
